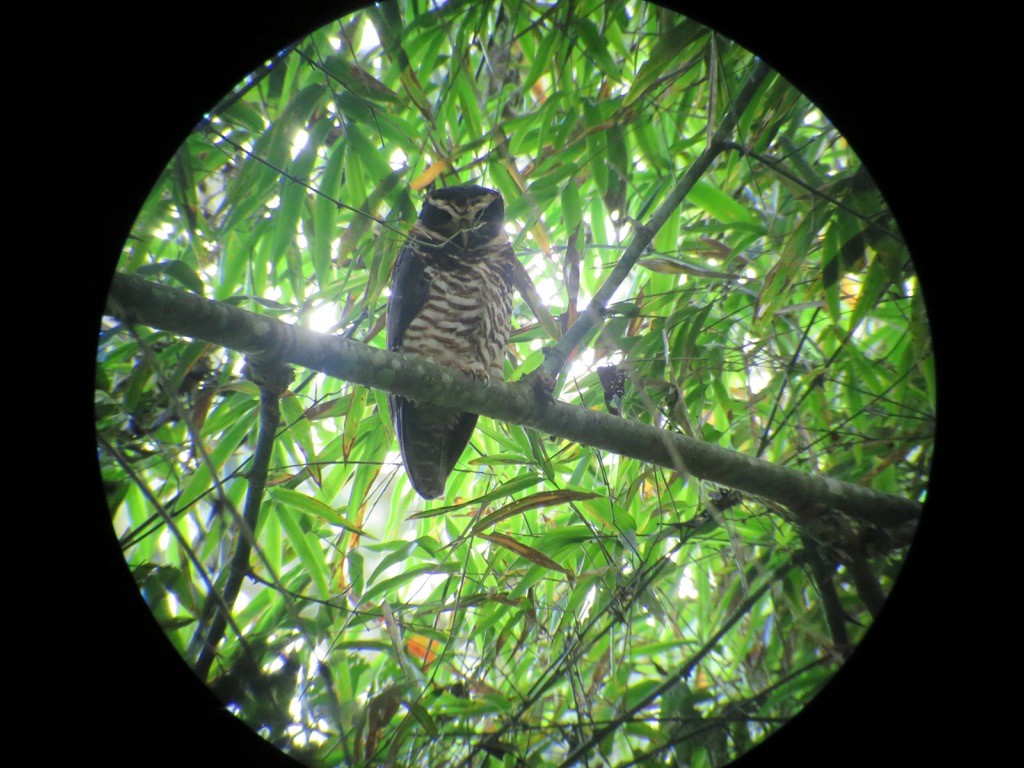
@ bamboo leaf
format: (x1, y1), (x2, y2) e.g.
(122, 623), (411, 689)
(471, 489), (600, 532)
(411, 159), (451, 190)
(402, 700), (439, 736)
(312, 137), (346, 285)
(687, 180), (759, 226)
(624, 21), (705, 108)
(275, 502), (331, 600)
(575, 18), (622, 81)
(270, 487), (373, 538)
(405, 475), (542, 520)
(361, 562), (461, 605)
(477, 532), (575, 581)
(135, 261), (205, 294)
(323, 57), (403, 104)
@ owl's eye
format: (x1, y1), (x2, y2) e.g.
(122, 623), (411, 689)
(482, 196), (504, 221)
(420, 205), (451, 231)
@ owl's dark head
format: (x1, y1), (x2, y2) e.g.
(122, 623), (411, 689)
(418, 185), (507, 250)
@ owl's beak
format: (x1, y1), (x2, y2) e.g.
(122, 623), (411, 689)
(452, 215), (479, 247)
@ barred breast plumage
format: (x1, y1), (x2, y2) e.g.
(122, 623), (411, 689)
(386, 185), (516, 499)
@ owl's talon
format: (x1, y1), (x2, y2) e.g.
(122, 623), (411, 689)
(525, 370), (557, 408)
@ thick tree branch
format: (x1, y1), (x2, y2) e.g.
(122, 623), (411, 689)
(105, 272), (922, 528)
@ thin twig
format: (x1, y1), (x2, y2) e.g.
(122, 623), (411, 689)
(193, 358), (293, 681)
(847, 558), (887, 618)
(538, 60), (772, 380)
(455, 506), (729, 768)
(99, 434), (253, 659)
(803, 538), (852, 660)
(720, 140), (905, 245)
(554, 554), (803, 767)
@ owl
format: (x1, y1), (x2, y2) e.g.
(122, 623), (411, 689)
(386, 185), (516, 499)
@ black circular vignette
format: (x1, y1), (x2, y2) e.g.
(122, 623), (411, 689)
(67, 4), (362, 766)
(62, 1), (976, 764)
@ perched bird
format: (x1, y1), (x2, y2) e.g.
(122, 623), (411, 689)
(386, 185), (516, 499)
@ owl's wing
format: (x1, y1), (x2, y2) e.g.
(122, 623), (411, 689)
(386, 243), (477, 499)
(386, 244), (430, 352)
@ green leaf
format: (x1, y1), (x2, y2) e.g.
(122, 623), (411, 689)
(312, 137), (346, 286)
(680, 303), (715, 377)
(452, 67), (483, 139)
(402, 700), (439, 738)
(687, 180), (759, 227)
(581, 100), (609, 189)
(406, 475), (542, 520)
(135, 261), (205, 294)
(323, 57), (402, 104)
(575, 18), (622, 81)
(848, 252), (890, 334)
(345, 123), (392, 184)
(216, 231), (248, 300)
(257, 499), (283, 577)
(361, 562), (461, 605)
(274, 502), (331, 600)
(561, 179), (583, 234)
(523, 27), (559, 92)
(365, 540), (419, 587)
(624, 20), (705, 108)
(269, 487), (373, 539)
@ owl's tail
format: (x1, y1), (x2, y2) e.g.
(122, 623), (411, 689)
(391, 396), (477, 499)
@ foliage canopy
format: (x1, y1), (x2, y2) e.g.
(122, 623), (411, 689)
(96, 1), (934, 765)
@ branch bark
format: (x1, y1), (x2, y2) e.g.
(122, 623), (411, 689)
(105, 272), (922, 528)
